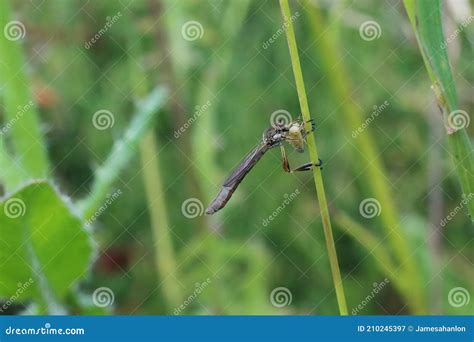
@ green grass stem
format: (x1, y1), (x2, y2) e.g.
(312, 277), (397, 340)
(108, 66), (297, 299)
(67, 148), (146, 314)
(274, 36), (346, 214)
(279, 0), (348, 315)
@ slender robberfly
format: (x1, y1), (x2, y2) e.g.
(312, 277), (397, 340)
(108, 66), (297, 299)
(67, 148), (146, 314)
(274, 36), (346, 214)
(205, 118), (322, 215)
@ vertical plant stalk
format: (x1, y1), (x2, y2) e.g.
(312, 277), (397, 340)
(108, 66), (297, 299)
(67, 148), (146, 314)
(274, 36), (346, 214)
(279, 0), (348, 315)
(0, 0), (49, 179)
(126, 17), (182, 309)
(303, 1), (426, 313)
(139, 133), (183, 309)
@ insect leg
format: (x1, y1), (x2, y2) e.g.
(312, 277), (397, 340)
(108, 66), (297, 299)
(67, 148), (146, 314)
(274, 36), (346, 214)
(280, 145), (323, 172)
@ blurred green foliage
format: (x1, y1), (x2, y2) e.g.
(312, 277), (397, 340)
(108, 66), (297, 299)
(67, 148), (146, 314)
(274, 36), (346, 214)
(0, 0), (472, 315)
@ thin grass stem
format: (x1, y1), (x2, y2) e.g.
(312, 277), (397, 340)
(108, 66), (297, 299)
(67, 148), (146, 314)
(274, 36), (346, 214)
(279, 0), (348, 315)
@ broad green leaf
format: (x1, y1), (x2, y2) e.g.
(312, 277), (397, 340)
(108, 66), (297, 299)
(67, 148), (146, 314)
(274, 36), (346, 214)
(0, 181), (92, 303)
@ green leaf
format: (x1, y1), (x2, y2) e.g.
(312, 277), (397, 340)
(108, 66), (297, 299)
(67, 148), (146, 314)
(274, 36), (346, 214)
(0, 182), (92, 305)
(403, 0), (474, 221)
(0, 0), (50, 180)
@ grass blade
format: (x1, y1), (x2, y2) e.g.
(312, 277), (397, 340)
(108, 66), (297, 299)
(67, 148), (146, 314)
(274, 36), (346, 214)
(403, 0), (474, 221)
(279, 0), (348, 315)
